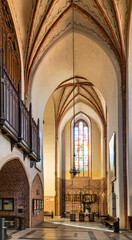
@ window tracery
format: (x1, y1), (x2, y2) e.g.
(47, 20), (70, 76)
(73, 117), (91, 177)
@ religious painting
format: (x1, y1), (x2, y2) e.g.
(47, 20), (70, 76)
(84, 194), (92, 203)
(65, 194), (96, 202)
(33, 199), (37, 210)
(76, 194), (81, 201)
(41, 200), (44, 209)
(3, 199), (14, 211)
(39, 200), (43, 210)
(39, 200), (42, 209)
(65, 194), (69, 201)
(33, 199), (37, 215)
(109, 132), (116, 182)
(37, 199), (40, 210)
(70, 194), (73, 202)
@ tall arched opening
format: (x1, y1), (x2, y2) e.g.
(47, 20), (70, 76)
(31, 174), (44, 227)
(0, 159), (29, 227)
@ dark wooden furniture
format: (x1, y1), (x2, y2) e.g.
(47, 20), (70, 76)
(0, 216), (15, 232)
(84, 213), (94, 222)
(16, 216), (25, 230)
(44, 211), (53, 218)
(79, 213), (84, 221)
(0, 0), (21, 89)
(0, 0), (41, 163)
(4, 220), (14, 228)
(0, 216), (15, 224)
(0, 215), (25, 230)
(70, 213), (76, 221)
(101, 215), (119, 233)
(0, 46), (40, 163)
(88, 213), (94, 222)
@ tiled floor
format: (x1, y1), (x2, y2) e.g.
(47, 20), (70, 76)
(7, 220), (132, 240)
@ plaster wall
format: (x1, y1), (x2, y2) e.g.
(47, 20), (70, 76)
(62, 118), (101, 179)
(106, 75), (122, 225)
(30, 33), (118, 126)
(91, 119), (101, 179)
(43, 96), (55, 197)
(62, 120), (71, 179)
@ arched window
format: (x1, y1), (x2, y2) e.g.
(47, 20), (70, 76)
(73, 119), (91, 177)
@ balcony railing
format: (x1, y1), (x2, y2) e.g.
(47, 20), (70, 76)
(0, 47), (40, 162)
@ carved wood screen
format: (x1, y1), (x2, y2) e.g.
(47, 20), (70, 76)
(0, 0), (21, 88)
(0, 0), (40, 162)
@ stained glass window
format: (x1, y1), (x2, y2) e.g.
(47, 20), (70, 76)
(74, 120), (89, 176)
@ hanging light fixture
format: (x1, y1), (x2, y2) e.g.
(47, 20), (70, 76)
(69, 3), (80, 220)
(69, 1), (80, 178)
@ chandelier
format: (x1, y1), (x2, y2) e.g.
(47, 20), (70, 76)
(69, 1), (80, 178)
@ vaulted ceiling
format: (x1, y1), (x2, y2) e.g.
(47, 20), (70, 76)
(8, 0), (130, 93)
(6, 0), (131, 130)
(53, 76), (106, 126)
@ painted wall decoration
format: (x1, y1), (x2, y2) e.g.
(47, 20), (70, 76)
(9, 0), (128, 92)
(65, 194), (97, 203)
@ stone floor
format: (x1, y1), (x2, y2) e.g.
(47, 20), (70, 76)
(6, 218), (132, 240)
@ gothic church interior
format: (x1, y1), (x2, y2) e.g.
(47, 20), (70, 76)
(0, 0), (132, 231)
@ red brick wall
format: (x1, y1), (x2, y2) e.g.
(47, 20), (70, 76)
(0, 159), (29, 227)
(44, 177), (107, 217)
(44, 196), (55, 217)
(58, 177), (107, 216)
(31, 174), (44, 227)
(56, 178), (62, 216)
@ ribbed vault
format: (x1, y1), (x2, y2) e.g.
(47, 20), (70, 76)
(7, 0), (130, 93)
(53, 76), (106, 127)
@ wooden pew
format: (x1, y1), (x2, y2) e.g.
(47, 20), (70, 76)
(44, 211), (53, 218)
(101, 215), (119, 233)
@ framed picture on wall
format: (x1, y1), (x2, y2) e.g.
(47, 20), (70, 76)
(33, 199), (43, 215)
(65, 194), (69, 201)
(109, 132), (116, 182)
(3, 199), (14, 211)
(84, 194), (92, 203)
(37, 199), (40, 210)
(41, 200), (43, 209)
(33, 199), (37, 210)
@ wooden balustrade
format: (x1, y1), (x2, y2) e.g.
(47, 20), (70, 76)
(0, 1), (21, 89)
(18, 100), (31, 152)
(0, 47), (40, 162)
(29, 117), (40, 160)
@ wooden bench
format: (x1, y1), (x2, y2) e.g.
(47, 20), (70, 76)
(5, 220), (15, 228)
(101, 215), (119, 233)
(0, 216), (15, 228)
(0, 217), (15, 239)
(44, 211), (53, 218)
